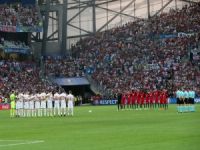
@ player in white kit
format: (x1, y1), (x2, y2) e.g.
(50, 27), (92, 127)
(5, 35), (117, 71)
(18, 92), (24, 117)
(35, 93), (41, 117)
(15, 95), (20, 117)
(67, 91), (75, 116)
(24, 92), (30, 117)
(47, 92), (53, 117)
(40, 92), (47, 117)
(54, 92), (61, 116)
(29, 93), (35, 117)
(60, 92), (67, 116)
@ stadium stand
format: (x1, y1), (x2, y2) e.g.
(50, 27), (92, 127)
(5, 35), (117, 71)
(44, 56), (85, 77)
(0, 60), (57, 100)
(45, 3), (200, 97)
(0, 2), (200, 100)
(0, 1), (42, 32)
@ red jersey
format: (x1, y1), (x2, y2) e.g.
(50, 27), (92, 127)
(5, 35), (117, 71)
(121, 95), (126, 105)
(131, 92), (136, 104)
(146, 93), (150, 104)
(149, 92), (153, 104)
(162, 93), (168, 104)
(136, 92), (140, 104)
(128, 94), (132, 104)
(140, 92), (144, 104)
(154, 91), (159, 103)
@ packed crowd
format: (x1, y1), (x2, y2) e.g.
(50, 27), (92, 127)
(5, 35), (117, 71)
(44, 57), (85, 77)
(0, 60), (57, 100)
(18, 5), (41, 27)
(70, 3), (200, 97)
(0, 40), (30, 50)
(0, 4), (17, 26)
(0, 3), (41, 29)
(42, 3), (200, 97)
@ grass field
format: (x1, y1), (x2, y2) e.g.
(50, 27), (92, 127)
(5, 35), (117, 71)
(0, 105), (200, 150)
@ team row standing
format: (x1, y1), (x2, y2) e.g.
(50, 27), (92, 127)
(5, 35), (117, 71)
(117, 90), (168, 111)
(10, 91), (75, 117)
(176, 89), (196, 113)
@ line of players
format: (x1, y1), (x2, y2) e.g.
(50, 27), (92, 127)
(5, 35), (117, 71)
(176, 89), (196, 113)
(13, 91), (75, 117)
(117, 90), (168, 111)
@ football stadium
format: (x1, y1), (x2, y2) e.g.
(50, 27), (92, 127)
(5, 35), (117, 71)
(0, 0), (200, 150)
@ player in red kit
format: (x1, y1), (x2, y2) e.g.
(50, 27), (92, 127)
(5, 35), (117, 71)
(135, 91), (140, 110)
(163, 91), (168, 110)
(149, 91), (153, 109)
(140, 92), (144, 110)
(154, 90), (159, 109)
(143, 92), (147, 110)
(146, 92), (150, 110)
(131, 90), (136, 110)
(121, 94), (126, 110)
(127, 93), (132, 110)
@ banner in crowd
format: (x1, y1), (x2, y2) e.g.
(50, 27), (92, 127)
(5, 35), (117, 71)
(159, 32), (197, 39)
(4, 47), (30, 54)
(0, 25), (16, 32)
(0, 104), (10, 110)
(0, 25), (43, 33)
(159, 34), (177, 39)
(0, 0), (35, 5)
(16, 24), (43, 32)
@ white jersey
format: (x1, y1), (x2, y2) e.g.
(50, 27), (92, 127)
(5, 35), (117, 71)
(16, 100), (20, 109)
(29, 95), (35, 109)
(17, 93), (24, 109)
(24, 94), (29, 109)
(54, 93), (60, 108)
(60, 93), (67, 108)
(67, 94), (74, 108)
(24, 100), (29, 109)
(35, 94), (41, 109)
(47, 93), (53, 108)
(40, 93), (46, 109)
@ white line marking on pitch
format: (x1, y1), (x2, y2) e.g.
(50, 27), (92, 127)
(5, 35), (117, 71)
(0, 140), (27, 141)
(0, 140), (44, 147)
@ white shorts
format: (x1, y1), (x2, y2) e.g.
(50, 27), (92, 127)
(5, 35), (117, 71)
(47, 100), (53, 109)
(19, 101), (23, 109)
(29, 101), (34, 109)
(41, 102), (46, 109)
(16, 102), (20, 109)
(35, 102), (40, 109)
(54, 101), (60, 108)
(24, 102), (29, 109)
(68, 101), (73, 108)
(61, 100), (66, 108)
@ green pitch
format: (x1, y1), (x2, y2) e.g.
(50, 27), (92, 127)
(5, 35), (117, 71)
(0, 105), (200, 150)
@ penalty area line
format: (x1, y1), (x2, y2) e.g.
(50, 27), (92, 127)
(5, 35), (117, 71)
(0, 140), (44, 147)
